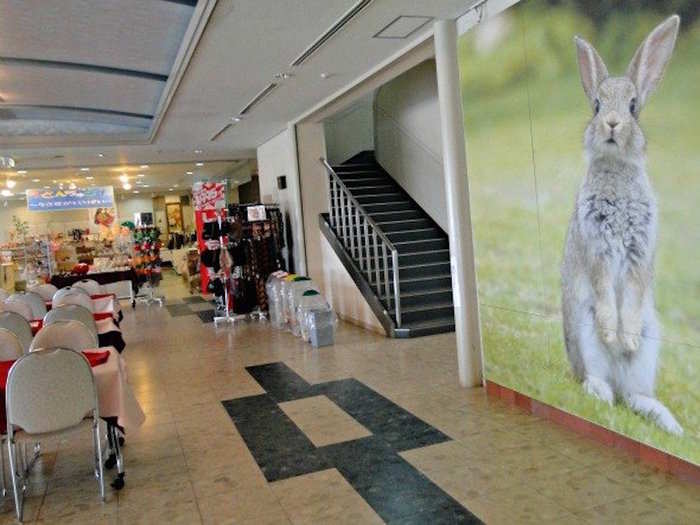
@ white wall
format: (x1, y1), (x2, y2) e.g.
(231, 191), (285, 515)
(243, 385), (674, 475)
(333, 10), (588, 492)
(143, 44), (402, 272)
(257, 128), (306, 274)
(374, 59), (447, 229)
(115, 195), (154, 224)
(323, 93), (374, 165)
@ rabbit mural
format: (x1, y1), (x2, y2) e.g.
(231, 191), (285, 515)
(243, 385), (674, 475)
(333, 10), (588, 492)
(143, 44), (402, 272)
(561, 16), (682, 435)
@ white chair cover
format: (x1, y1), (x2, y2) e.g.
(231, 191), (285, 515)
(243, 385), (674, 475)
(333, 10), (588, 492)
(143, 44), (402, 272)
(44, 305), (98, 340)
(72, 279), (103, 296)
(0, 328), (23, 360)
(9, 292), (47, 319)
(29, 283), (58, 302)
(3, 299), (34, 321)
(0, 312), (33, 353)
(30, 320), (98, 353)
(53, 291), (94, 312)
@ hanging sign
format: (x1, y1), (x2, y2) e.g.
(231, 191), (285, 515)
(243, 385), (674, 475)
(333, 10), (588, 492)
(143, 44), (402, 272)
(193, 181), (226, 211)
(26, 186), (115, 211)
(246, 205), (267, 222)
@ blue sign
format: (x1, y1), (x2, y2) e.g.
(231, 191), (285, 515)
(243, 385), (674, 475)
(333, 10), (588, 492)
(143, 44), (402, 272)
(26, 186), (115, 211)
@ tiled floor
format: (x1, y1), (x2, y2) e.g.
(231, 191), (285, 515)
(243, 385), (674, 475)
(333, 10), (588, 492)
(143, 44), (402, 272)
(2, 272), (697, 524)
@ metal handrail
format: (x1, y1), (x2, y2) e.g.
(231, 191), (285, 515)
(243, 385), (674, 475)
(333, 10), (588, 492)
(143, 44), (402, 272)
(321, 157), (402, 327)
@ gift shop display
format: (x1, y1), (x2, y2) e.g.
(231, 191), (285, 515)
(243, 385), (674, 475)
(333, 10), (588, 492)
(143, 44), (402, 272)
(131, 225), (163, 306)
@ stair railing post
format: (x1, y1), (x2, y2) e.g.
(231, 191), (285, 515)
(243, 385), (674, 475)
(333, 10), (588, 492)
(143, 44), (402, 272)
(330, 176), (337, 229)
(392, 250), (401, 327)
(355, 208), (363, 269)
(382, 243), (390, 309)
(363, 216), (370, 276)
(339, 183), (347, 244)
(372, 230), (381, 296)
(348, 195), (356, 259)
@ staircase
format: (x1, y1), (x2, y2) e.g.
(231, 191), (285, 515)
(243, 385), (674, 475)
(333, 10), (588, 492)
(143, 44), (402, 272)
(319, 151), (455, 338)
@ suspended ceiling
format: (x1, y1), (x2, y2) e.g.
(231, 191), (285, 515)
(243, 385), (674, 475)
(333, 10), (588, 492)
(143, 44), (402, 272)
(0, 0), (481, 172)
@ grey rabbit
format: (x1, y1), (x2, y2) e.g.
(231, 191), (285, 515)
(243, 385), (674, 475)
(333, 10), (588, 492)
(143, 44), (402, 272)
(561, 15), (682, 435)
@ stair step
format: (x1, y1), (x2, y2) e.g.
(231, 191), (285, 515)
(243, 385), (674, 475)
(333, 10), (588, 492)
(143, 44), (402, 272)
(400, 317), (456, 337)
(333, 164), (377, 172)
(369, 210), (423, 222)
(362, 201), (414, 213)
(394, 302), (455, 323)
(342, 177), (391, 187)
(376, 218), (433, 232)
(350, 185), (398, 196)
(393, 238), (449, 252)
(386, 228), (442, 242)
(384, 288), (454, 308)
(355, 193), (403, 204)
(336, 171), (382, 179)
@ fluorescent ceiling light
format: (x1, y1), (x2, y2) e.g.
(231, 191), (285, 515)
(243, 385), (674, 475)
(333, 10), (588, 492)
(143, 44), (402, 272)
(123, 183), (132, 190)
(6, 180), (16, 189)
(16, 170), (27, 175)
(137, 173), (145, 178)
(119, 175), (129, 183)
(86, 176), (94, 180)
(139, 165), (149, 169)
(32, 178), (40, 183)
(98, 153), (104, 158)
(80, 167), (90, 172)
(133, 190), (140, 194)
(186, 171), (193, 175)
(194, 149), (203, 154)
(195, 162), (204, 167)
(1, 189), (13, 197)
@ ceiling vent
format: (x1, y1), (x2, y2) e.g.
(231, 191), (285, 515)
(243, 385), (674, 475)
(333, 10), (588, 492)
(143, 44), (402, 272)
(209, 122), (232, 142)
(239, 82), (279, 116)
(373, 15), (433, 39)
(291, 0), (374, 67)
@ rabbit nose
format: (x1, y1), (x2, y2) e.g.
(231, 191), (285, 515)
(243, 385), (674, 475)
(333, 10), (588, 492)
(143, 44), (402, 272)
(607, 119), (619, 129)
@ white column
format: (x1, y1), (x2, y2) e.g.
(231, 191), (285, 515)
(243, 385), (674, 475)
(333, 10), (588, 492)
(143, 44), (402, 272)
(434, 19), (483, 387)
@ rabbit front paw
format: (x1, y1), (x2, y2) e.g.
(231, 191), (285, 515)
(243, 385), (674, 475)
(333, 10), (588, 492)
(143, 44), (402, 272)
(619, 313), (642, 353)
(595, 303), (618, 346)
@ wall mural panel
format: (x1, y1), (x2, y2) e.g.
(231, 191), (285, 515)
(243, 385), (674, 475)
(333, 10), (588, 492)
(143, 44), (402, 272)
(459, 0), (699, 464)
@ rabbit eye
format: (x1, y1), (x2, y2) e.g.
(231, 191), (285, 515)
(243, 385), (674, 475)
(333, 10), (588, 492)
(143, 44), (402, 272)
(629, 97), (637, 115)
(594, 99), (600, 115)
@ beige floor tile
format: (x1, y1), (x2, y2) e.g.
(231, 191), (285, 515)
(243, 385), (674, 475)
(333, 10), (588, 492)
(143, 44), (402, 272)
(279, 395), (372, 447)
(270, 469), (384, 525)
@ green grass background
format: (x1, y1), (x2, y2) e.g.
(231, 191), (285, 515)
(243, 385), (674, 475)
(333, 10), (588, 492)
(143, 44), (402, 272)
(458, 1), (700, 464)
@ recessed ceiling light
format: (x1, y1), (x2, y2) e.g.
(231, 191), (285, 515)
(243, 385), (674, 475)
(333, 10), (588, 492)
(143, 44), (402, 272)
(119, 174), (129, 183)
(195, 162), (204, 167)
(186, 171), (193, 175)
(320, 72), (332, 79)
(6, 180), (16, 189)
(232, 116), (242, 122)
(16, 170), (27, 175)
(68, 182), (77, 190)
(174, 184), (179, 188)
(133, 190), (140, 194)
(139, 165), (149, 169)
(123, 183), (132, 190)
(80, 167), (90, 172)
(98, 153), (104, 158)
(142, 184), (150, 188)
(85, 176), (94, 180)
(137, 173), (145, 178)
(44, 185), (50, 189)
(1, 189), (13, 197)
(32, 178), (40, 183)
(168, 188), (174, 191)
(194, 149), (203, 154)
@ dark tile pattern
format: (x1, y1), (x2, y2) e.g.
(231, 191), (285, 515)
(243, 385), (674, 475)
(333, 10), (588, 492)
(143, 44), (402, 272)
(222, 362), (482, 524)
(196, 310), (216, 323)
(166, 303), (197, 317)
(182, 296), (207, 304)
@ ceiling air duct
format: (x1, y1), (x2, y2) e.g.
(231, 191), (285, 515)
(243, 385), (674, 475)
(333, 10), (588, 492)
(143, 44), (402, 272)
(290, 0), (374, 67)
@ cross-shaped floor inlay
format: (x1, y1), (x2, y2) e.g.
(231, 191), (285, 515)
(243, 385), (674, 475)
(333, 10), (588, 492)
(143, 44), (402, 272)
(222, 362), (482, 524)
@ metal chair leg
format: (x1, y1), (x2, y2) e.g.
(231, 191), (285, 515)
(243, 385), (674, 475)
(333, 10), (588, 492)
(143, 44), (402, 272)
(8, 439), (23, 522)
(0, 437), (6, 497)
(94, 420), (105, 501)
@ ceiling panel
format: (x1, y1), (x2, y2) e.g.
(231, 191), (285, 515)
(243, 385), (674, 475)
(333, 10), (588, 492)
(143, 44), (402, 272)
(0, 0), (194, 76)
(0, 63), (164, 117)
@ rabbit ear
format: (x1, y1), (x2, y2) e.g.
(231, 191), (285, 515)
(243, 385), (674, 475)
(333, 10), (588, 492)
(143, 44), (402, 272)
(626, 15), (680, 107)
(574, 36), (609, 103)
